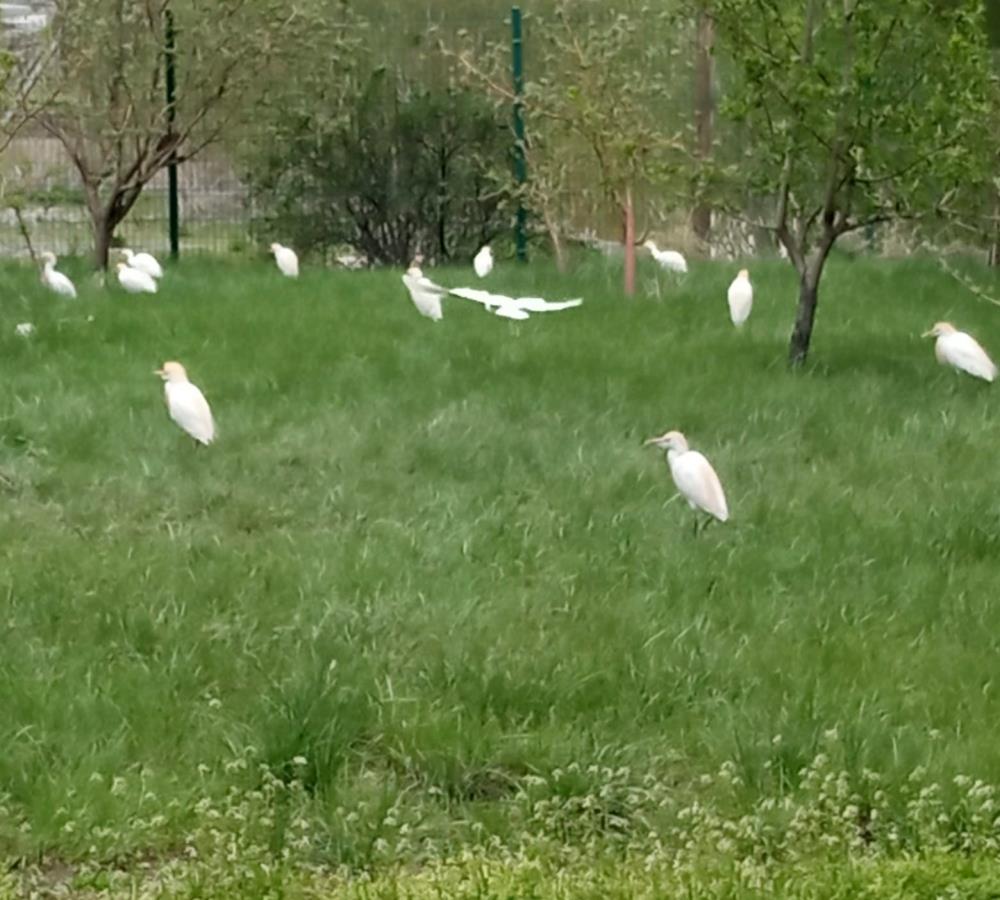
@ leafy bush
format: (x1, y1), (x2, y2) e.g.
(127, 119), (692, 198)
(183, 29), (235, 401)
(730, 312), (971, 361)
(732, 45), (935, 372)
(246, 68), (512, 266)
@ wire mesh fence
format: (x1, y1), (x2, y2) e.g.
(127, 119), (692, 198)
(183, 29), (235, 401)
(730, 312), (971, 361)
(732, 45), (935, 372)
(0, 2), (523, 262)
(0, 1), (681, 263)
(0, 132), (248, 259)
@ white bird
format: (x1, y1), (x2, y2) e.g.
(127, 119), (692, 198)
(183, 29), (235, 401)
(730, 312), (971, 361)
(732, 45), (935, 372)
(121, 248), (163, 280)
(402, 259), (582, 322)
(15, 322), (34, 337)
(270, 242), (299, 278)
(155, 361), (215, 445)
(335, 251), (367, 270)
(401, 259), (446, 321)
(645, 430), (729, 529)
(116, 262), (158, 294)
(922, 322), (997, 383)
(727, 268), (753, 326)
(448, 287), (580, 319)
(643, 240), (688, 274)
(473, 245), (493, 278)
(40, 252), (77, 298)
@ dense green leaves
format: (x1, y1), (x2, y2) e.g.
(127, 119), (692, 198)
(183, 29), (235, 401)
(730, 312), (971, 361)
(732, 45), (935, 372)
(246, 73), (511, 265)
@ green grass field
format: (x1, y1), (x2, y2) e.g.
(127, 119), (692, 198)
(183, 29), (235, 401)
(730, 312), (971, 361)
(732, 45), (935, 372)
(2, 251), (1000, 896)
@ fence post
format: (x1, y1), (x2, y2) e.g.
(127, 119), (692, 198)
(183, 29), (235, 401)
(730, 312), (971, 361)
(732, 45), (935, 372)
(165, 7), (180, 260)
(511, 6), (527, 262)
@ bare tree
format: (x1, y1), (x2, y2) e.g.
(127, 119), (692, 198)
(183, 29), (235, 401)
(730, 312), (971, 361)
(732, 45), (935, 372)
(33, 0), (313, 268)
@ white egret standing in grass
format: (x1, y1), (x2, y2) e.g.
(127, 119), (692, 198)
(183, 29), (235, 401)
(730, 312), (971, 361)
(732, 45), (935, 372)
(473, 245), (493, 278)
(401, 257), (446, 321)
(922, 322), (997, 383)
(155, 361), (215, 446)
(116, 262), (158, 294)
(121, 248), (163, 280)
(15, 322), (35, 337)
(40, 252), (77, 298)
(642, 240), (688, 274)
(645, 430), (729, 532)
(727, 268), (753, 327)
(270, 242), (299, 278)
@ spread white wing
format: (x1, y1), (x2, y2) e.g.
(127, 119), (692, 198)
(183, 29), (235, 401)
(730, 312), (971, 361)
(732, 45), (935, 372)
(402, 270), (446, 321)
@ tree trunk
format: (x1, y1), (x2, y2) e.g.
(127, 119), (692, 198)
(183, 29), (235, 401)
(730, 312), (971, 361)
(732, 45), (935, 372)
(623, 188), (636, 297)
(788, 275), (819, 366)
(543, 206), (567, 272)
(691, 6), (714, 242)
(990, 189), (1000, 267)
(93, 212), (114, 270)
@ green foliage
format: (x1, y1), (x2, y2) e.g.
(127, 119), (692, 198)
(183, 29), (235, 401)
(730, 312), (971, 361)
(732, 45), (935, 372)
(37, 0), (318, 265)
(246, 70), (511, 265)
(448, 1), (689, 277)
(711, 0), (993, 251)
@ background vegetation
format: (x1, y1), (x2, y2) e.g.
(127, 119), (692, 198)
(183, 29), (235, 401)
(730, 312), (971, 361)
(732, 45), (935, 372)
(3, 0), (1000, 895)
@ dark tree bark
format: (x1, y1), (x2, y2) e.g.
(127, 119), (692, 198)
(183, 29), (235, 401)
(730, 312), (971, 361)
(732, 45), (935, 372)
(789, 274), (820, 366)
(623, 188), (636, 296)
(691, 6), (714, 242)
(785, 229), (838, 367)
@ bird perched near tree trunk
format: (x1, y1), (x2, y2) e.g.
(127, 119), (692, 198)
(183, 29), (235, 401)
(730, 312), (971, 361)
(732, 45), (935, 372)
(727, 269), (753, 327)
(642, 240), (688, 274)
(270, 242), (299, 278)
(155, 361), (215, 446)
(121, 249), (163, 280)
(116, 262), (158, 294)
(922, 322), (997, 383)
(645, 430), (729, 532)
(40, 252), (77, 298)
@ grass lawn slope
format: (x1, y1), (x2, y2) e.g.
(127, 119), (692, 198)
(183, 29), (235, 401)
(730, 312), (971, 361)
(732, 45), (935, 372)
(2, 251), (1000, 895)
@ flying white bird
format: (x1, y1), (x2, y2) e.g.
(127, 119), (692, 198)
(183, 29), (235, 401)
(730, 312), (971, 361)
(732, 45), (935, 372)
(645, 430), (729, 530)
(116, 262), (158, 294)
(155, 361), (216, 445)
(643, 240), (688, 274)
(448, 287), (581, 319)
(40, 252), (77, 298)
(922, 322), (997, 383)
(473, 245), (494, 278)
(270, 242), (299, 278)
(15, 322), (34, 337)
(121, 248), (163, 279)
(402, 255), (582, 322)
(727, 269), (753, 327)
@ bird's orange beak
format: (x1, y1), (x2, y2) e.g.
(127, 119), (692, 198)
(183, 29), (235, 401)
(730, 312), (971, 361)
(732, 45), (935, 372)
(643, 437), (660, 447)
(920, 329), (934, 339)
(153, 368), (165, 377)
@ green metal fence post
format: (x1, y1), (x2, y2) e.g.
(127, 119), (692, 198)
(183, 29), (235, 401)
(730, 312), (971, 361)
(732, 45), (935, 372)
(511, 6), (527, 262)
(165, 7), (180, 260)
